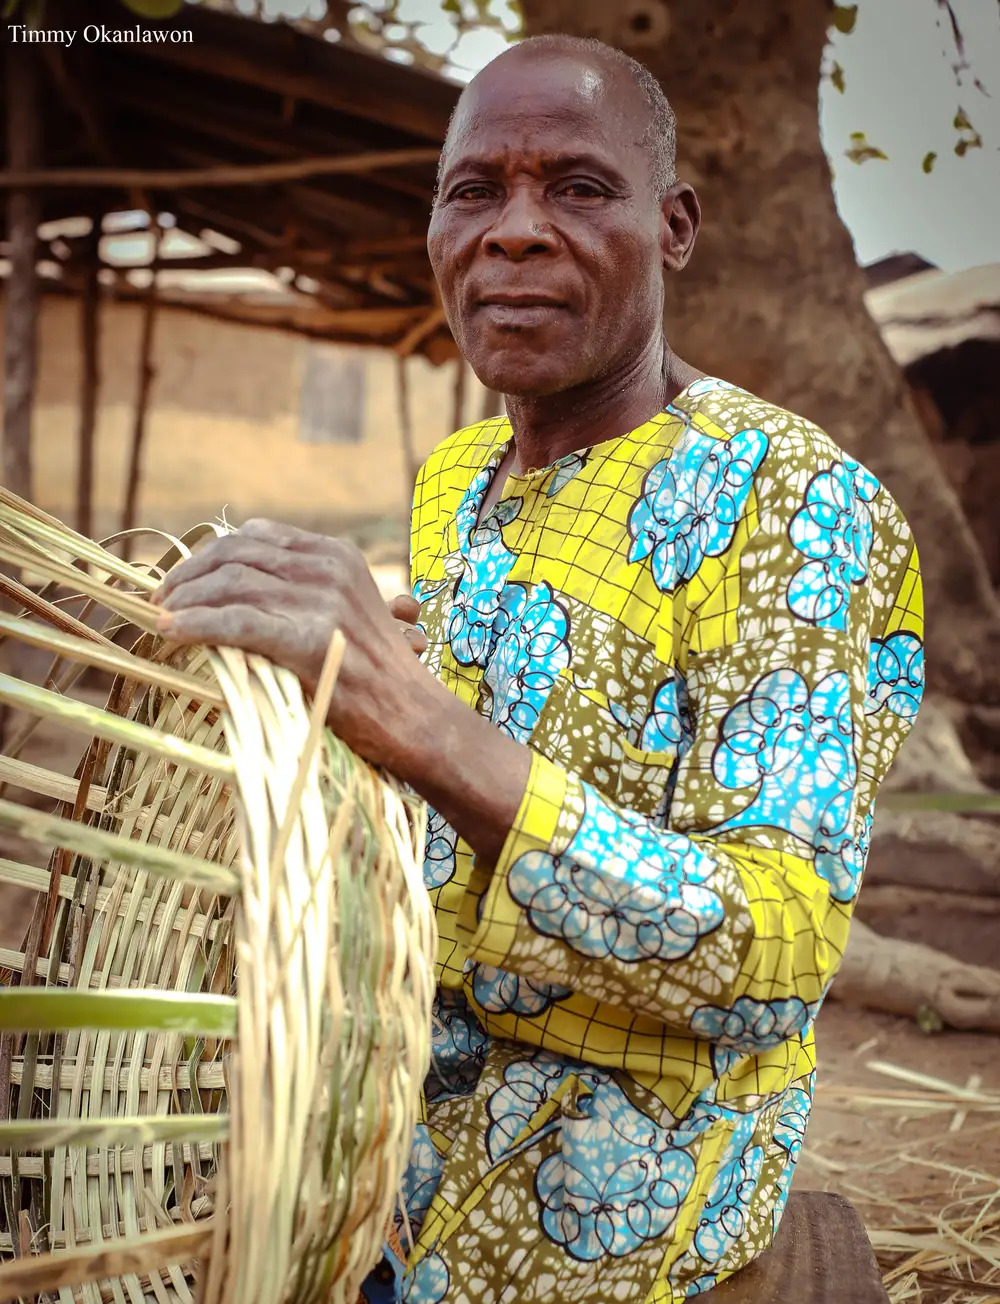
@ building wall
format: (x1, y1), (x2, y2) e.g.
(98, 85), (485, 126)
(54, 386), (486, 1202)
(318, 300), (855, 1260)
(0, 295), (491, 551)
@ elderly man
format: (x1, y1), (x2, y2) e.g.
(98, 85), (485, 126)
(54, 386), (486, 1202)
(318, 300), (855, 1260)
(156, 33), (924, 1304)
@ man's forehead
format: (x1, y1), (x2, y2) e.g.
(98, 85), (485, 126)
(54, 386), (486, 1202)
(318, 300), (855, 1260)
(453, 48), (635, 133)
(445, 50), (642, 165)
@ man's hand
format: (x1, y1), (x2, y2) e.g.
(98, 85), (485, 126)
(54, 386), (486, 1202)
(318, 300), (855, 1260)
(154, 518), (528, 864)
(153, 519), (431, 769)
(389, 593), (428, 657)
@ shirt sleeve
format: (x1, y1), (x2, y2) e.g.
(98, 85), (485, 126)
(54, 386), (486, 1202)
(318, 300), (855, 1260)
(456, 430), (924, 1050)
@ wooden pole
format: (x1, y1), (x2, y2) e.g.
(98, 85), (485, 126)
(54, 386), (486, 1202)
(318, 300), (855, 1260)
(3, 45), (42, 504)
(480, 388), (505, 421)
(0, 45), (42, 749)
(121, 268), (160, 561)
(451, 357), (468, 434)
(0, 146), (442, 192)
(75, 219), (102, 539)
(396, 355), (419, 568)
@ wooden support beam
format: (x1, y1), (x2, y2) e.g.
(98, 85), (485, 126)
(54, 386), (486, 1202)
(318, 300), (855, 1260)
(107, 75), (435, 204)
(0, 147), (441, 192)
(125, 7), (456, 141)
(480, 389), (506, 421)
(396, 356), (419, 558)
(452, 357), (468, 434)
(121, 264), (159, 560)
(341, 235), (430, 259)
(395, 306), (447, 359)
(38, 44), (150, 214)
(2, 46), (41, 505)
(76, 220), (102, 539)
(153, 137), (430, 230)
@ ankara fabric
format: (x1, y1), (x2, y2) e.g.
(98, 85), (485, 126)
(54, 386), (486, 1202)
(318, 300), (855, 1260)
(361, 377), (924, 1304)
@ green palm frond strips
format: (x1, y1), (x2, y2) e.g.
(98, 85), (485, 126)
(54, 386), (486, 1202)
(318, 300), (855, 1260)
(0, 487), (436, 1304)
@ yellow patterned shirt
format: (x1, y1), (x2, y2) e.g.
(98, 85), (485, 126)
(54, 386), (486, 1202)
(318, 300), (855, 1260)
(380, 377), (922, 1304)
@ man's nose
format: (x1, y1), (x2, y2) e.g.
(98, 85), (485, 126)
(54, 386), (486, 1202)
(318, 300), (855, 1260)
(483, 190), (557, 260)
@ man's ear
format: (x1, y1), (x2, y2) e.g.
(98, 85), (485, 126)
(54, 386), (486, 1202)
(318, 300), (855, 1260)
(660, 183), (701, 272)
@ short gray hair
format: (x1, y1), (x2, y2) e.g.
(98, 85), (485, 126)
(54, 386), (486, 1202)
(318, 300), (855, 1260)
(438, 34), (677, 200)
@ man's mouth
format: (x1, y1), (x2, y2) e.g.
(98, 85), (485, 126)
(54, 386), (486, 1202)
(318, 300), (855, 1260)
(476, 294), (568, 328)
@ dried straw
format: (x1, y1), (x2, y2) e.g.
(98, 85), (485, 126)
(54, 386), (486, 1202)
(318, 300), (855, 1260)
(0, 488), (436, 1304)
(813, 1062), (1000, 1303)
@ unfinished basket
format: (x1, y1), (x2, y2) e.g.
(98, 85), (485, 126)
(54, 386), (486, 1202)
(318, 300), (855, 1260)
(0, 488), (436, 1304)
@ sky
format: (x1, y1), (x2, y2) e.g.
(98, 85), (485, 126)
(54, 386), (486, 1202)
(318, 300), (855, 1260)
(820, 0), (1000, 270)
(247, 0), (1000, 273)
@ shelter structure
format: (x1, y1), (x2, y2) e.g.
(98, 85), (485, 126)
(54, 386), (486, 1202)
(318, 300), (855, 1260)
(3, 0), (460, 353)
(865, 259), (1000, 587)
(1, 0), (463, 534)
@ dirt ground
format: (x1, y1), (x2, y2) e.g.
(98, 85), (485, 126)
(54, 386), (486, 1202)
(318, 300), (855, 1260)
(1, 669), (997, 1302)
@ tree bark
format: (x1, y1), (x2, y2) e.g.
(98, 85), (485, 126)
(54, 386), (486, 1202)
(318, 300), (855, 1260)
(519, 0), (1000, 703)
(3, 46), (41, 505)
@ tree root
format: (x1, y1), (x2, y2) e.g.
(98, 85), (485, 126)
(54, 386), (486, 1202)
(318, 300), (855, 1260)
(832, 918), (1000, 1034)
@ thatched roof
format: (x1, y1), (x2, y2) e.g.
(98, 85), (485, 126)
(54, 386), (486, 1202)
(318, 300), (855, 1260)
(865, 263), (1000, 370)
(0, 0), (462, 359)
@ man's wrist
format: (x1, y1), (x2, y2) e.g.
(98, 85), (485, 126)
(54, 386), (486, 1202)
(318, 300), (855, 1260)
(382, 670), (531, 866)
(380, 663), (458, 788)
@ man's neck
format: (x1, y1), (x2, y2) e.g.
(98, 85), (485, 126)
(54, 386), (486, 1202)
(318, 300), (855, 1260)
(503, 338), (702, 474)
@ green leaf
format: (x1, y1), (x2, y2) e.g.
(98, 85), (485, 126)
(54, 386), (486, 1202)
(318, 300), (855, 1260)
(0, 671), (234, 785)
(441, 0), (462, 13)
(0, 987), (238, 1036)
(845, 131), (888, 165)
(831, 3), (858, 34)
(118, 0), (187, 16)
(0, 796), (240, 896)
(830, 61), (846, 94)
(0, 1113), (228, 1152)
(951, 106), (983, 158)
(916, 1004), (944, 1036)
(922, 151), (937, 173)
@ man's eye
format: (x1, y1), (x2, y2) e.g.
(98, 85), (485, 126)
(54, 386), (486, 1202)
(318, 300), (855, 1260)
(452, 184), (495, 201)
(559, 181), (607, 199)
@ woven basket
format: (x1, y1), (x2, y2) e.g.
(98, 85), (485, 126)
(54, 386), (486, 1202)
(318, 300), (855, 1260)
(0, 489), (436, 1304)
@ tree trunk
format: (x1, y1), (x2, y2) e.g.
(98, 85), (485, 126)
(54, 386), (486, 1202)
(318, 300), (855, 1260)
(3, 46), (41, 504)
(519, 0), (1000, 704)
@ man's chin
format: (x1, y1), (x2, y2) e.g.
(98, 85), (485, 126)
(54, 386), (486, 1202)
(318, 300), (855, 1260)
(464, 338), (582, 401)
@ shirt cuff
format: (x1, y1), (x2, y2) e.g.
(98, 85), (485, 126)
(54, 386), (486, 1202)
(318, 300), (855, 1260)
(457, 750), (571, 969)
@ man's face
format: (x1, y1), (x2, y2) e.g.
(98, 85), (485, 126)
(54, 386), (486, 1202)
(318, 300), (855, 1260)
(428, 51), (680, 399)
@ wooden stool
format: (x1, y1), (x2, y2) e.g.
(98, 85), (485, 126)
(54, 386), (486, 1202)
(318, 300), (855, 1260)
(703, 1192), (889, 1303)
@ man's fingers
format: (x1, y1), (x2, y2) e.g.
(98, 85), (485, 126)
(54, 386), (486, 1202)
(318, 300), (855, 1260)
(156, 602), (288, 657)
(240, 518), (339, 554)
(158, 562), (285, 614)
(399, 622), (428, 656)
(155, 535), (338, 604)
(388, 593), (421, 623)
(156, 535), (285, 601)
